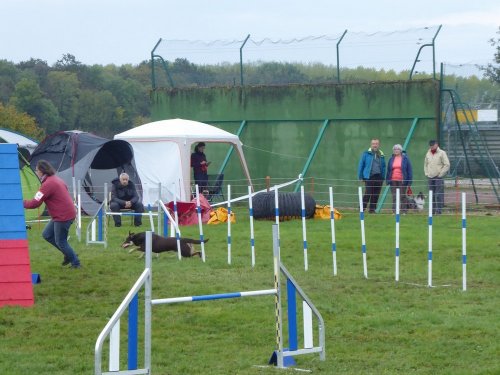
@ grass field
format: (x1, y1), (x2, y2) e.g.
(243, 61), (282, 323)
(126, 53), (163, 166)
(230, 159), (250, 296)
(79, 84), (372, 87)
(0, 208), (499, 375)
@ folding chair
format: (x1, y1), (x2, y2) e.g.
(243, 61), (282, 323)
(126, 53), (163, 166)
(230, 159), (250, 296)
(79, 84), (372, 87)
(206, 173), (224, 202)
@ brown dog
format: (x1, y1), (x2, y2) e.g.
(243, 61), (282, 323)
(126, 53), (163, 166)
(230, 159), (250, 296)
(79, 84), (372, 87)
(122, 231), (207, 258)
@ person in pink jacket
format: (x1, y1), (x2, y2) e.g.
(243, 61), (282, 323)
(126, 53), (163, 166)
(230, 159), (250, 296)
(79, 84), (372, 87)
(24, 160), (81, 268)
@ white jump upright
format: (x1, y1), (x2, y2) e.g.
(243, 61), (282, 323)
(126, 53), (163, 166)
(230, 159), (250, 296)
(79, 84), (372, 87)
(428, 190), (433, 288)
(358, 186), (368, 278)
(395, 188), (400, 282)
(329, 187), (337, 276)
(461, 192), (467, 292)
(227, 184), (232, 265)
(172, 191), (182, 260)
(248, 185), (256, 267)
(195, 184), (206, 262)
(300, 185), (308, 271)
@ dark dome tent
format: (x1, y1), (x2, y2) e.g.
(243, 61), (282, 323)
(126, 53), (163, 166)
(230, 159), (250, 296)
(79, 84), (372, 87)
(29, 130), (141, 215)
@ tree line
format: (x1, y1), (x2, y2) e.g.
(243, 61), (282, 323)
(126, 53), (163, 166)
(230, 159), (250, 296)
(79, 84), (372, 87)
(1, 47), (498, 142)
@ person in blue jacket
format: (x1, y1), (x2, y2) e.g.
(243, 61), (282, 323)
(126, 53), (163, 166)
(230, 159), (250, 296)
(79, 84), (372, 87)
(386, 144), (413, 213)
(358, 138), (386, 213)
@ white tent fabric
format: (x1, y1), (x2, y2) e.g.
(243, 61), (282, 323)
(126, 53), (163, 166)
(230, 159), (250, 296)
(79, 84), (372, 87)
(114, 119), (252, 205)
(0, 128), (38, 154)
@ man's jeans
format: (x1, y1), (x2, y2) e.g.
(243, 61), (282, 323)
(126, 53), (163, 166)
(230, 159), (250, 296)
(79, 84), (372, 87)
(428, 177), (445, 214)
(43, 220), (80, 266)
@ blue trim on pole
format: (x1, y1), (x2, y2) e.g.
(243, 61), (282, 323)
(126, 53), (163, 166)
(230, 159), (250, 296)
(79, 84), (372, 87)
(395, 248), (400, 257)
(428, 252), (433, 261)
(396, 214), (400, 223)
(301, 209), (306, 217)
(462, 219), (466, 228)
(362, 244), (367, 254)
(275, 208), (279, 217)
(359, 212), (365, 220)
(332, 243), (336, 251)
(250, 238), (255, 246)
(303, 240), (307, 249)
(227, 236), (232, 245)
(200, 234), (204, 242)
(192, 292), (242, 301)
(286, 279), (298, 351)
(428, 217), (433, 225)
(462, 255), (467, 264)
(98, 207), (103, 241)
(163, 213), (168, 237)
(249, 208), (254, 216)
(128, 293), (138, 370)
(330, 211), (334, 219)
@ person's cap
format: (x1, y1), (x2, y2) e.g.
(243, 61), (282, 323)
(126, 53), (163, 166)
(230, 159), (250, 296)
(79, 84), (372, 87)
(197, 142), (206, 147)
(429, 140), (437, 146)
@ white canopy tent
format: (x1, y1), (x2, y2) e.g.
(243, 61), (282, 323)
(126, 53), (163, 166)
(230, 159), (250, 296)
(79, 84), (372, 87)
(114, 119), (252, 205)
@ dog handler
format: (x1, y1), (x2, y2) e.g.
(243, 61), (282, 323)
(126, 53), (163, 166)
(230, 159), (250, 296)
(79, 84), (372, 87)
(24, 160), (81, 268)
(424, 140), (450, 215)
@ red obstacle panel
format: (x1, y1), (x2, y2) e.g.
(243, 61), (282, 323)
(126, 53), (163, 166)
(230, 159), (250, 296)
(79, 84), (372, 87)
(0, 239), (34, 307)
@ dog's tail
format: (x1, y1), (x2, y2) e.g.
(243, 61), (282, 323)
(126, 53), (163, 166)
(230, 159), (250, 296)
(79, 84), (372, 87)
(182, 238), (209, 244)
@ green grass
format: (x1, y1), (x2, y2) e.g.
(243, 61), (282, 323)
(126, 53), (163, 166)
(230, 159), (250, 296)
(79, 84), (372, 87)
(1, 208), (499, 374)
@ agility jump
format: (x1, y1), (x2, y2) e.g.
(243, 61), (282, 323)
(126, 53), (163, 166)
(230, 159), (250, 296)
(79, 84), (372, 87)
(94, 225), (325, 374)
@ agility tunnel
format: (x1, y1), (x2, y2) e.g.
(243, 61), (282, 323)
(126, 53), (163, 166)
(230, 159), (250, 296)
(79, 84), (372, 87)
(252, 191), (316, 220)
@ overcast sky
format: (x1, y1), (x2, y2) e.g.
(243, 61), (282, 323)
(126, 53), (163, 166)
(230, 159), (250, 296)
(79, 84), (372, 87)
(0, 0), (498, 72)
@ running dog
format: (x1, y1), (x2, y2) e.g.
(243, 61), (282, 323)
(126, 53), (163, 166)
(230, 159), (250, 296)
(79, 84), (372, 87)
(122, 231), (207, 258)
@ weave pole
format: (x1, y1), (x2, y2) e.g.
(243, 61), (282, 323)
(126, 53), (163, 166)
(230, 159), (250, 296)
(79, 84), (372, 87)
(462, 192), (467, 291)
(428, 190), (433, 287)
(227, 184), (232, 265)
(300, 185), (308, 271)
(358, 186), (368, 278)
(172, 192), (182, 260)
(395, 188), (400, 282)
(329, 187), (337, 276)
(248, 185), (256, 267)
(195, 184), (206, 262)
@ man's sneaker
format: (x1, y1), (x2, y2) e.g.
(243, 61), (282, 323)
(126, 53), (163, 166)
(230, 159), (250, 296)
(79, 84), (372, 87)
(115, 223), (121, 227)
(70, 264), (81, 269)
(61, 257), (71, 266)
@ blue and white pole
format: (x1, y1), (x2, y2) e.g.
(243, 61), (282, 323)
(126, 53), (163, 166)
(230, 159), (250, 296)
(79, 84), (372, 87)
(195, 184), (206, 262)
(329, 187), (337, 276)
(428, 190), (433, 287)
(358, 186), (368, 278)
(248, 185), (255, 267)
(300, 185), (308, 271)
(173, 191), (182, 260)
(395, 188), (400, 282)
(462, 192), (467, 291)
(227, 184), (232, 265)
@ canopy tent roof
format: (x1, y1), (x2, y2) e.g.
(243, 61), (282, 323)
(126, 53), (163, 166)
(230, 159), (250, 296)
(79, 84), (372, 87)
(114, 118), (252, 204)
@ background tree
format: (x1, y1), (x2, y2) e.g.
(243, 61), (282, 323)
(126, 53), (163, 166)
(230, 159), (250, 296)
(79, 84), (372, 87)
(484, 26), (500, 83)
(0, 102), (45, 140)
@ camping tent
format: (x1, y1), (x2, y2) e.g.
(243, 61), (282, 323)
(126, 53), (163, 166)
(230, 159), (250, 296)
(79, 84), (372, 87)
(114, 119), (252, 205)
(29, 130), (140, 216)
(0, 128), (41, 220)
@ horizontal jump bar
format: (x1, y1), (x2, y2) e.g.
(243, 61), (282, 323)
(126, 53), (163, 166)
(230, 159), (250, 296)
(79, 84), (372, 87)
(106, 212), (158, 216)
(152, 289), (277, 305)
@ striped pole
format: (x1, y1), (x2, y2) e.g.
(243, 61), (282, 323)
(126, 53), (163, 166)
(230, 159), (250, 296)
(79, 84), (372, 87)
(358, 186), (368, 278)
(195, 184), (206, 262)
(272, 224), (283, 368)
(329, 187), (337, 276)
(227, 184), (232, 265)
(173, 192), (182, 260)
(300, 185), (308, 271)
(462, 192), (467, 291)
(248, 185), (255, 267)
(395, 188), (400, 282)
(428, 190), (433, 287)
(128, 293), (138, 370)
(274, 187), (280, 227)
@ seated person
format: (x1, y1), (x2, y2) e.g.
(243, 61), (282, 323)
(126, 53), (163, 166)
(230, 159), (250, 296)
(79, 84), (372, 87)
(110, 172), (144, 227)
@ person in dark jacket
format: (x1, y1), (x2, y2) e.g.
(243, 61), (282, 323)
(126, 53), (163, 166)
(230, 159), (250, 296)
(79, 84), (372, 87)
(110, 173), (144, 227)
(357, 138), (386, 213)
(386, 144), (413, 213)
(24, 160), (81, 268)
(190, 142), (211, 193)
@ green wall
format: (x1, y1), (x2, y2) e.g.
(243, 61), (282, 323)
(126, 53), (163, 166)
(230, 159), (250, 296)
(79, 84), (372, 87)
(151, 80), (439, 208)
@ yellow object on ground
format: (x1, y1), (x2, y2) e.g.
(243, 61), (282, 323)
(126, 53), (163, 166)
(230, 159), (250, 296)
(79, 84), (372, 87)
(314, 205), (342, 220)
(208, 207), (236, 224)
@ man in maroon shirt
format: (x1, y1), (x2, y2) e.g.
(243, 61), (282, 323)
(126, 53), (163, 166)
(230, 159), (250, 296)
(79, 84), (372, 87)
(24, 160), (81, 268)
